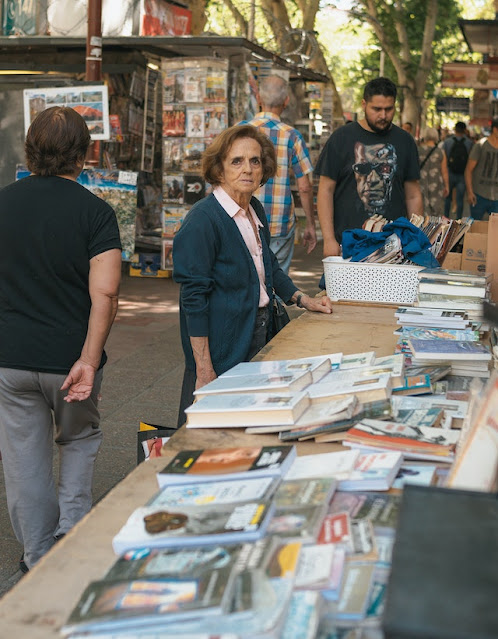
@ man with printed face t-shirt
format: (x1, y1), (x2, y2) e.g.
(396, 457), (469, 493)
(315, 77), (423, 257)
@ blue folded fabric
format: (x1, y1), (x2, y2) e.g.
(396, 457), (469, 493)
(318, 218), (439, 289)
(341, 218), (440, 268)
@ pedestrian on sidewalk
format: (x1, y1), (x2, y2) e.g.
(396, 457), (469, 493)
(0, 107), (122, 572)
(465, 117), (498, 220)
(443, 121), (473, 218)
(241, 74), (317, 274)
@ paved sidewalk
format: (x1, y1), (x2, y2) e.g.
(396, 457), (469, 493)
(0, 241), (325, 597)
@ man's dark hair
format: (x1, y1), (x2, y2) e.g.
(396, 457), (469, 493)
(25, 106), (91, 176)
(491, 117), (498, 132)
(455, 121), (467, 134)
(363, 77), (397, 102)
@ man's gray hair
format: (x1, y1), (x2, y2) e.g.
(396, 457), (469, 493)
(259, 74), (289, 108)
(422, 127), (439, 143)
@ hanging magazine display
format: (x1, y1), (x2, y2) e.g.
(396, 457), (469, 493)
(161, 57), (229, 272)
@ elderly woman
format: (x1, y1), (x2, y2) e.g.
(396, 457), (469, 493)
(417, 127), (449, 216)
(173, 124), (333, 425)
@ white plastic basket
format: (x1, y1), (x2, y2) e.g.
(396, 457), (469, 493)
(323, 257), (421, 305)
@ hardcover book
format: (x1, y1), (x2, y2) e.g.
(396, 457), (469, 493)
(157, 445), (297, 487)
(417, 280), (487, 298)
(408, 339), (491, 361)
(417, 267), (491, 285)
(184, 391), (311, 428)
(193, 370), (313, 400)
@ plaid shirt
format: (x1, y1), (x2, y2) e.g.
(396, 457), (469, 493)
(242, 112), (313, 237)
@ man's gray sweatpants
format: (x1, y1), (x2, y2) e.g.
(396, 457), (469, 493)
(0, 367), (103, 569)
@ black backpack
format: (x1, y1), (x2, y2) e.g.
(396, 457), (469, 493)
(448, 137), (468, 174)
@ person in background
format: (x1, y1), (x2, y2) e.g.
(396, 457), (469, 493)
(241, 74), (316, 274)
(316, 77), (422, 257)
(417, 127), (449, 216)
(442, 121), (473, 218)
(402, 121), (413, 135)
(0, 107), (122, 573)
(173, 125), (333, 426)
(465, 116), (498, 220)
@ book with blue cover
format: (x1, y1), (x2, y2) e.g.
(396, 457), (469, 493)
(408, 339), (491, 361)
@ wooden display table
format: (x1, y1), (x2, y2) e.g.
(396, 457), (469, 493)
(0, 304), (398, 638)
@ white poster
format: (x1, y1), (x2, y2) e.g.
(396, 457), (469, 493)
(23, 85), (110, 140)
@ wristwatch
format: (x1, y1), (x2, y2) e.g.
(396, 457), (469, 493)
(296, 293), (305, 308)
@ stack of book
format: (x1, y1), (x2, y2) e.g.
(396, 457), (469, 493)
(416, 267), (492, 323)
(409, 215), (473, 264)
(407, 338), (492, 379)
(62, 446), (418, 638)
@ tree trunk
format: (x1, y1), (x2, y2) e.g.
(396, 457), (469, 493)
(190, 0), (207, 35)
(401, 89), (421, 128)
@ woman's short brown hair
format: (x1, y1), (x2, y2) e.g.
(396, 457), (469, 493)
(25, 106), (91, 176)
(202, 124), (276, 186)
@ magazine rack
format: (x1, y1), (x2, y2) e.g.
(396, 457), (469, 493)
(323, 257), (421, 305)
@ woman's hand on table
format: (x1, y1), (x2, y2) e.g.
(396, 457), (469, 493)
(301, 294), (333, 314)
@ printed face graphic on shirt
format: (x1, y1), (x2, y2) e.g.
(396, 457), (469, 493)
(352, 142), (397, 215)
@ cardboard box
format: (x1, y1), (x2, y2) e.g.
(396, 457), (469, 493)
(441, 252), (462, 270)
(486, 214), (498, 302)
(461, 221), (488, 275)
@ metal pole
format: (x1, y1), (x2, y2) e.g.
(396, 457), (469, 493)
(86, 0), (102, 81)
(86, 0), (102, 164)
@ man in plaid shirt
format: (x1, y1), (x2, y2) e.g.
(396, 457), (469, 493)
(243, 75), (317, 274)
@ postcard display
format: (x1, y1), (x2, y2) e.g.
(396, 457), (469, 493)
(161, 57), (229, 271)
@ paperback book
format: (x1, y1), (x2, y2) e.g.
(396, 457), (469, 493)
(408, 339), (491, 362)
(337, 451), (403, 492)
(157, 445), (297, 487)
(61, 568), (234, 636)
(308, 373), (392, 405)
(220, 354), (335, 382)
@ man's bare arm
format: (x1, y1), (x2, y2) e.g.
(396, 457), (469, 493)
(61, 248), (121, 402)
(404, 180), (424, 218)
(317, 175), (340, 257)
(296, 173), (317, 253)
(465, 158), (478, 206)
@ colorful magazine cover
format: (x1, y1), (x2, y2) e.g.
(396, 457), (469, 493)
(162, 105), (186, 137)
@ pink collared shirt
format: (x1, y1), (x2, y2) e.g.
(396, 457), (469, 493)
(213, 186), (270, 308)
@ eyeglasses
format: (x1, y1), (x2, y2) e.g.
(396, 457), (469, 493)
(353, 161), (393, 176)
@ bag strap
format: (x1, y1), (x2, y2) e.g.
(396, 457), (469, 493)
(420, 145), (437, 171)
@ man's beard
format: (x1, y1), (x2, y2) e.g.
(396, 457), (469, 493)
(365, 114), (392, 135)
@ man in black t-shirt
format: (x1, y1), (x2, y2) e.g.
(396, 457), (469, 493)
(0, 107), (122, 572)
(316, 77), (423, 257)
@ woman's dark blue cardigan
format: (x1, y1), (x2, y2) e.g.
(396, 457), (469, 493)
(173, 194), (298, 375)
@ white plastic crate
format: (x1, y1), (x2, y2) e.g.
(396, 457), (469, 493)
(323, 257), (421, 305)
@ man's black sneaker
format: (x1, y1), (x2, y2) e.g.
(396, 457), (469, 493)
(19, 553), (29, 574)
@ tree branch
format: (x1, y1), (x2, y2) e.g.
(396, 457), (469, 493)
(415, 0), (438, 96)
(393, 1), (411, 65)
(224, 0), (249, 36)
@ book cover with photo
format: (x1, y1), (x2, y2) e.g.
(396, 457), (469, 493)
(163, 174), (184, 204)
(162, 105), (186, 137)
(184, 69), (206, 103)
(61, 567), (234, 636)
(163, 138), (184, 172)
(157, 445), (296, 487)
(112, 499), (276, 554)
(182, 141), (205, 172)
(186, 107), (205, 138)
(205, 105), (227, 136)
